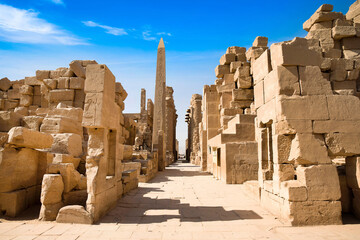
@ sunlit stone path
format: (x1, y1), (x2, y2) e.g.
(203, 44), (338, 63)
(1, 162), (360, 240)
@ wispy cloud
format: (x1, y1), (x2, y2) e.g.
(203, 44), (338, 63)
(142, 30), (172, 41)
(0, 4), (86, 45)
(82, 21), (128, 36)
(157, 32), (172, 36)
(50, 0), (65, 5)
(142, 30), (156, 41)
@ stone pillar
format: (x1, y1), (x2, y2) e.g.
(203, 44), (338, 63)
(140, 88), (146, 112)
(152, 38), (166, 170)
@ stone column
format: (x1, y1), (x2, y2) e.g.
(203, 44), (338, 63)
(140, 88), (146, 113)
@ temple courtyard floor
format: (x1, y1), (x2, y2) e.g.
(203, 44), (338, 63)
(1, 162), (360, 240)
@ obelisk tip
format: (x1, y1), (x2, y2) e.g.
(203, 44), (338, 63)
(158, 38), (165, 49)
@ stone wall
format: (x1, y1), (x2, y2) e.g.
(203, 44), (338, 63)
(0, 60), (132, 224)
(190, 1), (360, 226)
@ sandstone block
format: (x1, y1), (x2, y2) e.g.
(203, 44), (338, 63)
(0, 147), (38, 192)
(69, 60), (86, 78)
(253, 36), (268, 47)
(252, 49), (272, 84)
(54, 154), (81, 169)
(49, 89), (75, 102)
(226, 46), (246, 54)
(19, 95), (32, 107)
(19, 85), (33, 95)
(0, 111), (22, 131)
(327, 95), (360, 120)
(39, 202), (64, 221)
(215, 65), (230, 78)
(299, 66), (332, 95)
(297, 165), (341, 201)
(56, 205), (93, 224)
(346, 156), (360, 189)
(288, 133), (331, 165)
(57, 77), (70, 89)
(115, 82), (128, 101)
(220, 53), (236, 65)
(342, 37), (360, 49)
(303, 10), (344, 31)
(270, 38), (322, 68)
(246, 46), (267, 61)
(306, 29), (333, 50)
(230, 61), (249, 73)
(237, 76), (252, 89)
(40, 117), (82, 135)
(22, 114), (44, 131)
(277, 95), (329, 121)
(48, 163), (81, 192)
(8, 89), (20, 100)
(280, 180), (307, 202)
(0, 77), (11, 91)
(51, 133), (83, 157)
(343, 49), (360, 59)
(70, 77), (85, 89)
(41, 174), (64, 205)
(254, 81), (264, 109)
(36, 70), (50, 81)
(25, 76), (42, 86)
(8, 127), (53, 149)
(332, 26), (356, 40)
(285, 200), (342, 226)
(232, 89), (253, 101)
(313, 120), (360, 133)
(325, 132), (360, 156)
(43, 79), (57, 89)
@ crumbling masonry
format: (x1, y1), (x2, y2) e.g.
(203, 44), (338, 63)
(187, 1), (360, 226)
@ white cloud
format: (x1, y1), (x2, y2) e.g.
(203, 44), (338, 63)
(0, 4), (86, 45)
(142, 30), (156, 41)
(82, 21), (128, 36)
(50, 0), (65, 5)
(156, 32), (172, 36)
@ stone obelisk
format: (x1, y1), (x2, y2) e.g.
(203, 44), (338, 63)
(152, 38), (166, 171)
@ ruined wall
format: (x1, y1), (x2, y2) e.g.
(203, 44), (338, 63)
(186, 94), (202, 165)
(252, 3), (360, 225)
(189, 0), (360, 226)
(165, 86), (177, 165)
(0, 60), (131, 224)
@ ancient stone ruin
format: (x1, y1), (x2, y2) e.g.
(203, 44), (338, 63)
(0, 38), (177, 224)
(187, 1), (360, 226)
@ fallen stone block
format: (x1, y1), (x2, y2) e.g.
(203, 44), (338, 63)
(39, 202), (64, 221)
(21, 115), (43, 131)
(0, 147), (39, 192)
(56, 205), (93, 224)
(69, 60), (86, 78)
(50, 133), (83, 157)
(0, 111), (22, 131)
(8, 126), (53, 149)
(41, 174), (64, 205)
(25, 76), (42, 86)
(0, 77), (11, 91)
(48, 163), (81, 192)
(53, 154), (81, 169)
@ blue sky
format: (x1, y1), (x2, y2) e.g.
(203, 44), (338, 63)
(0, 0), (354, 153)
